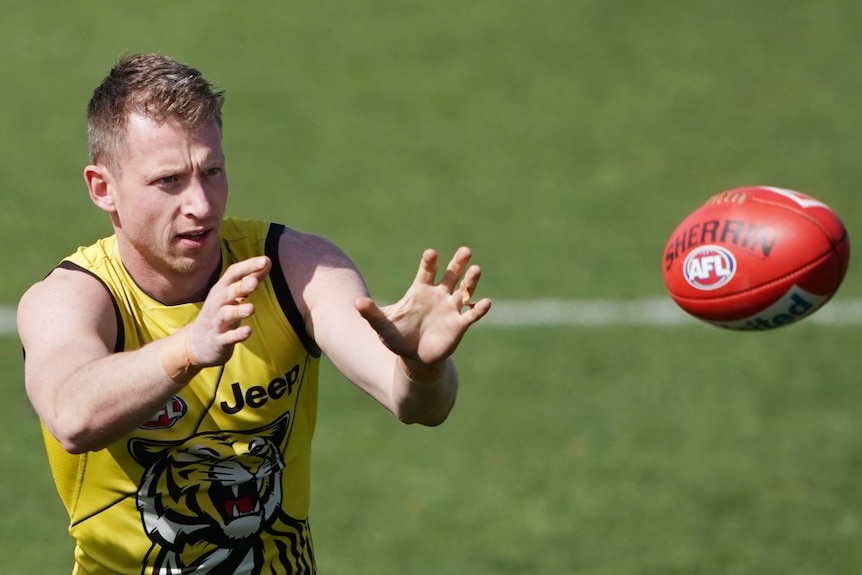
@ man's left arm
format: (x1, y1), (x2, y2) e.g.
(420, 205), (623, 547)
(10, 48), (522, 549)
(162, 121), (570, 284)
(278, 231), (490, 425)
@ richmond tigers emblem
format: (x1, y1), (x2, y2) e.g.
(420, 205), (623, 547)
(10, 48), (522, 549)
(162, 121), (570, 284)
(128, 414), (315, 574)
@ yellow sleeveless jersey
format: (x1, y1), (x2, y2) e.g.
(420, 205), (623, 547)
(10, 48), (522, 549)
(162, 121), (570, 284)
(43, 218), (321, 574)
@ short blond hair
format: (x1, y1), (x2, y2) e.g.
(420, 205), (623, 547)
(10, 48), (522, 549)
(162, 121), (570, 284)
(87, 53), (225, 169)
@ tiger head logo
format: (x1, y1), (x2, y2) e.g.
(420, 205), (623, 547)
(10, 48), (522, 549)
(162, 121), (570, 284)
(128, 414), (289, 570)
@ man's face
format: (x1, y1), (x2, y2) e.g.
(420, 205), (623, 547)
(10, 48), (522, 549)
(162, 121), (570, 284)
(106, 113), (228, 279)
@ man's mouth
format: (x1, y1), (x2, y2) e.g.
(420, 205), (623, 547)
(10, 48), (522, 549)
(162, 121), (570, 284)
(177, 229), (211, 242)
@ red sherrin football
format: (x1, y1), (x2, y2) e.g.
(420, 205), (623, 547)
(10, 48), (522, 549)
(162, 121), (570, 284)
(663, 186), (850, 330)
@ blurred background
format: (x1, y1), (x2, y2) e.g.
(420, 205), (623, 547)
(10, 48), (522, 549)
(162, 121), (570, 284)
(2, 2), (861, 573)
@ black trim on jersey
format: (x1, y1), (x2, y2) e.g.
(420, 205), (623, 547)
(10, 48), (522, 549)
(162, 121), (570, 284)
(265, 224), (321, 358)
(56, 261), (125, 353)
(192, 364), (226, 433)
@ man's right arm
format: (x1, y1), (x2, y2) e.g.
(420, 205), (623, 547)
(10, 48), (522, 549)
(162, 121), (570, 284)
(17, 268), (193, 453)
(17, 255), (272, 454)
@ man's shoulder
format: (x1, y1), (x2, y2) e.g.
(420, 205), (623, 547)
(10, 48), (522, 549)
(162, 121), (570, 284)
(17, 261), (117, 337)
(22, 234), (119, 309)
(221, 218), (348, 266)
(275, 226), (352, 268)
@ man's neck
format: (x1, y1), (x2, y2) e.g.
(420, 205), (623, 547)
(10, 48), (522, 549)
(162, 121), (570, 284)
(115, 241), (223, 305)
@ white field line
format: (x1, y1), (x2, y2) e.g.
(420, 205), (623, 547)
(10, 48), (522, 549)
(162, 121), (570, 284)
(1, 299), (861, 335)
(479, 298), (862, 327)
(0, 306), (15, 336)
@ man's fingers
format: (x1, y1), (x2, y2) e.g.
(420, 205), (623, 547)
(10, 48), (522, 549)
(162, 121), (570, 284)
(222, 256), (271, 284)
(220, 301), (255, 326)
(217, 256), (271, 302)
(462, 297), (493, 324)
(440, 247), (472, 291)
(413, 249), (439, 285)
(233, 275), (260, 302)
(456, 264), (482, 303)
(223, 255), (271, 279)
(190, 258), (271, 367)
(355, 296), (390, 332)
(412, 247), (476, 292)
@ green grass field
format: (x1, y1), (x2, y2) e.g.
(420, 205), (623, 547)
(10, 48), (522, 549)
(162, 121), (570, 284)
(2, 1), (862, 573)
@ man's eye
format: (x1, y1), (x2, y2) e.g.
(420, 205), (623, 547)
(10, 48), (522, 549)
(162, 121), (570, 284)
(204, 166), (222, 177)
(156, 175), (178, 185)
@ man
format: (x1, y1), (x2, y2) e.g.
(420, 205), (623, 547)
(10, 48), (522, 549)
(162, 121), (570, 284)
(17, 53), (491, 574)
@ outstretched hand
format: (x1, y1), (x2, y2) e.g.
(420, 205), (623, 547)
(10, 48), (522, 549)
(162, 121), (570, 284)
(354, 247), (491, 373)
(187, 256), (273, 367)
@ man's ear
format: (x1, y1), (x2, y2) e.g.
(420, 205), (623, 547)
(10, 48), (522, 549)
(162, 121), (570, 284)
(84, 164), (116, 213)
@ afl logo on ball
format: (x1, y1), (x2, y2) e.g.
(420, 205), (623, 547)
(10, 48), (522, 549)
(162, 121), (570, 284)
(683, 245), (736, 290)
